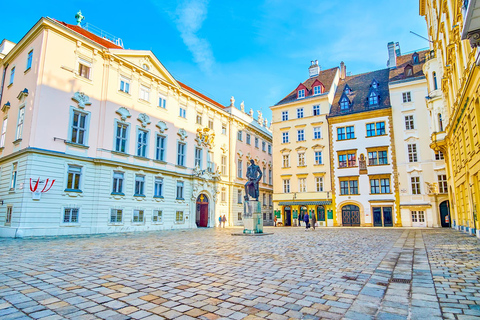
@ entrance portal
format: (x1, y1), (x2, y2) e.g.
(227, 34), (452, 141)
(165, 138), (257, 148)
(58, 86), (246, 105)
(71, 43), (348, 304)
(342, 205), (360, 226)
(196, 194), (209, 227)
(284, 206), (291, 226)
(440, 201), (450, 228)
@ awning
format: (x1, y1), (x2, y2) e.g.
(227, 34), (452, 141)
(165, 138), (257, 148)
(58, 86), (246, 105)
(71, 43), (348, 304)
(400, 203), (432, 207)
(278, 201), (331, 206)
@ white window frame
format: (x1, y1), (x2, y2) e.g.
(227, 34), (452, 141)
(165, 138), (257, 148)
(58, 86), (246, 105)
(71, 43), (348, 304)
(136, 128), (148, 158)
(221, 155), (227, 175)
(313, 105), (320, 116)
(407, 144), (418, 162)
(313, 126), (321, 139)
(10, 162), (17, 190)
(282, 155), (290, 168)
(313, 86), (321, 95)
(155, 134), (166, 161)
(179, 107), (186, 118)
(177, 141), (186, 166)
(283, 179), (290, 193)
(405, 115), (415, 130)
(9, 67), (15, 85)
(176, 181), (184, 199)
(69, 108), (89, 146)
(114, 121), (129, 153)
(119, 76), (130, 94)
(297, 129), (305, 141)
(297, 108), (304, 118)
(402, 91), (412, 103)
(298, 153), (305, 166)
(66, 165), (82, 191)
(282, 132), (289, 143)
(238, 159), (243, 178)
(112, 171), (124, 194)
(153, 210), (163, 223)
(158, 94), (167, 108)
(314, 151), (322, 165)
(195, 147), (203, 168)
(0, 117), (7, 148)
(298, 89), (305, 99)
(134, 174), (145, 196)
(282, 111), (289, 121)
(15, 106), (25, 141)
(26, 50), (33, 70)
(110, 209), (123, 224)
(140, 85), (150, 102)
(315, 177), (324, 192)
(63, 207), (80, 224)
(154, 177), (164, 198)
(77, 58), (91, 80)
(299, 178), (307, 192)
(133, 209), (145, 223)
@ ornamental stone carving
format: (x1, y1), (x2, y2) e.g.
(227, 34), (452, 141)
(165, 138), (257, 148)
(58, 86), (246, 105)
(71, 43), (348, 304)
(178, 128), (188, 141)
(156, 121), (168, 133)
(137, 113), (151, 127)
(195, 128), (215, 148)
(220, 143), (228, 154)
(116, 107), (131, 121)
(72, 91), (92, 109)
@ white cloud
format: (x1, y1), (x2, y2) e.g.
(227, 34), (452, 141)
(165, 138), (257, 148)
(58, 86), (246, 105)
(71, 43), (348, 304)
(173, 0), (215, 74)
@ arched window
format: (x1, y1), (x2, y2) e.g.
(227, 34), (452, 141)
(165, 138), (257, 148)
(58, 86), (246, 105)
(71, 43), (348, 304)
(433, 72), (438, 90)
(438, 113), (443, 131)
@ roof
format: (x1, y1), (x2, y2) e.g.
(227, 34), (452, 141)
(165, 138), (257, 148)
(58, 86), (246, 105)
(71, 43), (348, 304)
(275, 67), (339, 105)
(330, 68), (391, 117)
(389, 50), (429, 82)
(177, 81), (225, 109)
(53, 20), (123, 49)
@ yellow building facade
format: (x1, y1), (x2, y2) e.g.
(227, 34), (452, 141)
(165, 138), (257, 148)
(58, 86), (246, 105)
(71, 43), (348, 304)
(420, 0), (480, 236)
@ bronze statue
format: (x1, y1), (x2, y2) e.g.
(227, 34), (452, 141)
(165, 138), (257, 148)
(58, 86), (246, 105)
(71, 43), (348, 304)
(244, 159), (262, 201)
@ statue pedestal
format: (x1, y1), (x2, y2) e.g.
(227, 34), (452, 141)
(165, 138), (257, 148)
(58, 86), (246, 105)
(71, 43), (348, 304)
(243, 200), (263, 234)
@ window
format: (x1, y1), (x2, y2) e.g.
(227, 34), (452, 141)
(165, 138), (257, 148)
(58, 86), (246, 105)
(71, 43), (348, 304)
(155, 135), (166, 161)
(297, 129), (305, 141)
(405, 66), (413, 77)
(433, 72), (438, 90)
(366, 122), (385, 137)
(120, 76), (130, 94)
(237, 130), (243, 141)
(269, 169), (272, 184)
(340, 178), (358, 195)
(366, 123), (376, 137)
(262, 193), (266, 206)
(299, 178), (307, 192)
(435, 151), (444, 160)
(0, 118), (7, 148)
(412, 53), (419, 64)
(255, 137), (259, 148)
(314, 86), (322, 95)
(438, 113), (444, 131)
(237, 189), (242, 204)
(78, 60), (91, 79)
(376, 122), (385, 135)
(405, 115), (415, 130)
(346, 126), (355, 139)
(195, 147), (202, 168)
(196, 113), (202, 125)
(136, 129), (148, 157)
(112, 171), (124, 194)
(177, 142), (186, 166)
(66, 165), (81, 191)
(238, 212), (242, 220)
(402, 92), (412, 103)
(134, 175), (145, 196)
(208, 118), (214, 129)
(154, 177), (163, 197)
(313, 127), (321, 139)
(269, 194), (272, 206)
(283, 179), (290, 193)
(238, 160), (243, 177)
(411, 177), (421, 194)
(222, 123), (227, 135)
(207, 151), (214, 173)
(110, 209), (122, 223)
(313, 105), (320, 116)
(297, 108), (304, 118)
(371, 80), (378, 89)
(246, 134), (251, 145)
(133, 210), (144, 223)
(262, 141), (266, 152)
(5, 206), (12, 225)
(282, 132), (289, 143)
(176, 211), (184, 222)
(115, 122), (128, 153)
(26, 50), (33, 70)
(268, 144), (272, 154)
(262, 167), (267, 183)
(64, 208), (79, 223)
(15, 106), (25, 140)
(315, 177), (324, 192)
(282, 155), (290, 167)
(370, 177), (390, 194)
(9, 67), (15, 85)
(158, 95), (166, 108)
(282, 111), (289, 121)
(221, 155), (227, 175)
(179, 107), (186, 118)
(408, 144), (418, 162)
(176, 181), (184, 199)
(314, 151), (322, 165)
(337, 127), (346, 140)
(153, 210), (163, 223)
(298, 153), (305, 166)
(438, 175), (448, 193)
(71, 110), (87, 145)
(340, 97), (349, 110)
(369, 92), (378, 106)
(10, 162), (17, 190)
(411, 210), (425, 223)
(368, 149), (388, 165)
(140, 85), (150, 101)
(338, 151), (356, 168)
(298, 89), (305, 99)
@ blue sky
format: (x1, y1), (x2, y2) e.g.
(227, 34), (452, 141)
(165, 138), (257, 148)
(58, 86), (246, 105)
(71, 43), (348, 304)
(0, 0), (428, 122)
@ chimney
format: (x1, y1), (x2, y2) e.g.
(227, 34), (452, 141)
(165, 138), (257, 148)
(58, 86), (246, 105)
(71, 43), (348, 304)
(340, 61), (346, 80)
(387, 42), (397, 68)
(309, 60), (321, 78)
(395, 42), (401, 57)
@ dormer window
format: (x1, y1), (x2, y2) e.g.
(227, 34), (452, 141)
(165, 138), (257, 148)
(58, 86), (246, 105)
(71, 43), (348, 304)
(412, 52), (419, 64)
(369, 92), (379, 106)
(298, 89), (305, 99)
(371, 79), (379, 89)
(340, 96), (350, 110)
(344, 84), (351, 95)
(404, 65), (413, 77)
(313, 86), (322, 95)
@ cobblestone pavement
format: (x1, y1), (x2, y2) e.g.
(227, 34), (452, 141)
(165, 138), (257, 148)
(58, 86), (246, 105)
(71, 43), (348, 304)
(0, 227), (479, 320)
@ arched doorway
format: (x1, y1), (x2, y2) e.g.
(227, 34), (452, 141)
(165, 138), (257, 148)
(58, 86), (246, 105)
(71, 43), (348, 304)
(440, 200), (450, 228)
(342, 205), (360, 226)
(196, 194), (209, 227)
(284, 206), (291, 226)
(317, 205), (325, 223)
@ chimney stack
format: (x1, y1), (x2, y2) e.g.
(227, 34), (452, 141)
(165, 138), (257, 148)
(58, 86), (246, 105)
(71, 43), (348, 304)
(309, 60), (321, 78)
(395, 42), (401, 57)
(387, 42), (397, 68)
(340, 61), (346, 80)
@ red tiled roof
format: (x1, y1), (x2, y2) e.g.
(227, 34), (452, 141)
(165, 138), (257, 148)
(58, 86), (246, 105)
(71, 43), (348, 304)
(54, 20), (123, 49)
(389, 50), (429, 82)
(177, 81), (225, 109)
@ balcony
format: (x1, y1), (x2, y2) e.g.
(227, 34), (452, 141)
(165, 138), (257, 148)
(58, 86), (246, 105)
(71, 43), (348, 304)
(461, 0), (480, 48)
(430, 131), (447, 151)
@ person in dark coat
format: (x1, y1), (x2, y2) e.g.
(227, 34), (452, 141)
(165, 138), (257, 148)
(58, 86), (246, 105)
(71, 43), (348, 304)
(311, 212), (317, 230)
(304, 212), (310, 230)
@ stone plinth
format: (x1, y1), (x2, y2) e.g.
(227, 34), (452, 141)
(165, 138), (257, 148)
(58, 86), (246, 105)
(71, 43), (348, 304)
(243, 200), (263, 234)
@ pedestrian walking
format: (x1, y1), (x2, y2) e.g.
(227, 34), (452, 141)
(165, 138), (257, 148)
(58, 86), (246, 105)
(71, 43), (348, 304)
(274, 215), (277, 227)
(304, 212), (310, 230)
(218, 216), (222, 227)
(298, 214), (302, 227)
(222, 214), (226, 228)
(311, 212), (316, 230)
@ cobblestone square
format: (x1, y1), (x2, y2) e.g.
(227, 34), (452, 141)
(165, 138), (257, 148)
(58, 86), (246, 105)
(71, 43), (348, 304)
(1, 228), (480, 319)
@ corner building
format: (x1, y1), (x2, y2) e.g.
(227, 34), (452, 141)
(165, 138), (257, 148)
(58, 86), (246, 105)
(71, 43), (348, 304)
(0, 17), (272, 237)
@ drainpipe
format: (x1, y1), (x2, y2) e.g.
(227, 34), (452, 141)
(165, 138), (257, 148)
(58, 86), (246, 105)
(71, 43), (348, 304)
(0, 63), (9, 108)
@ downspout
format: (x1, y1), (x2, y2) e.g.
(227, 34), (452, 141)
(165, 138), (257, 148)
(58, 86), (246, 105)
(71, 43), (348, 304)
(0, 63), (9, 109)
